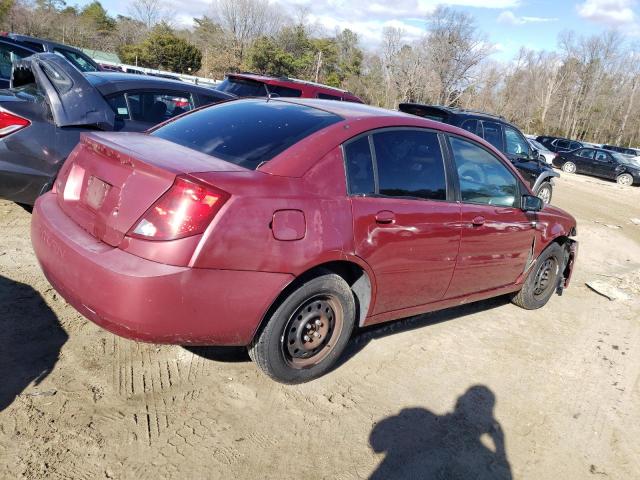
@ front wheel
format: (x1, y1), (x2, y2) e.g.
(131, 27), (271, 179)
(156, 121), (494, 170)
(616, 173), (634, 186)
(562, 161), (576, 174)
(511, 243), (565, 310)
(248, 272), (356, 383)
(535, 182), (553, 204)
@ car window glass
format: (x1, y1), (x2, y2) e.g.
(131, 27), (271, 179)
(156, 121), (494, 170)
(570, 142), (582, 150)
(122, 92), (195, 124)
(481, 121), (504, 151)
(318, 92), (342, 100)
(53, 48), (98, 72)
(372, 129), (447, 201)
(151, 99), (342, 169)
(41, 62), (73, 94)
(449, 136), (518, 207)
(576, 148), (595, 159)
(595, 151), (610, 162)
(0, 44), (32, 80)
(343, 136), (375, 195)
(269, 85), (302, 97)
(216, 77), (267, 97)
(555, 140), (570, 149)
(461, 119), (482, 137)
(504, 125), (529, 156)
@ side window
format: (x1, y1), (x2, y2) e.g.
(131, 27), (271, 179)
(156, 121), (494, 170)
(123, 92), (195, 124)
(343, 136), (375, 195)
(555, 139), (570, 149)
(449, 136), (518, 208)
(318, 92), (342, 100)
(461, 119), (482, 137)
(0, 44), (32, 80)
(595, 151), (611, 162)
(107, 93), (130, 119)
(570, 142), (582, 150)
(481, 121), (504, 151)
(372, 129), (447, 201)
(269, 85), (302, 97)
(576, 148), (595, 159)
(504, 125), (529, 156)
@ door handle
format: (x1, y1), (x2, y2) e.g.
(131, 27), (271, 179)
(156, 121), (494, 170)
(471, 216), (485, 227)
(375, 210), (395, 224)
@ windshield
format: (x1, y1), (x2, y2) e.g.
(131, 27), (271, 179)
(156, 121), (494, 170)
(151, 99), (342, 169)
(613, 152), (640, 166)
(217, 77), (268, 97)
(528, 139), (546, 151)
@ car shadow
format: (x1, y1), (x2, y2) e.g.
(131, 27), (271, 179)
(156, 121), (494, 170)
(335, 295), (511, 370)
(369, 385), (512, 480)
(187, 296), (511, 366)
(0, 275), (67, 412)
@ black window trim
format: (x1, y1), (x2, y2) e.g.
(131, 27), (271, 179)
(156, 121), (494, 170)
(445, 132), (525, 208)
(340, 126), (454, 203)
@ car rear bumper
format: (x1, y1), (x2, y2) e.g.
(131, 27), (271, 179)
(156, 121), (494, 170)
(31, 192), (293, 345)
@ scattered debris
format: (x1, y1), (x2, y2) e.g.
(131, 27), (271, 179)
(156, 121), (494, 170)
(21, 390), (57, 397)
(586, 280), (631, 301)
(630, 218), (640, 226)
(594, 220), (622, 229)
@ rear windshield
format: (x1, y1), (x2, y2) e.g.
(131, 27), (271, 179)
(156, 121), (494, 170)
(151, 99), (343, 169)
(217, 77), (267, 97)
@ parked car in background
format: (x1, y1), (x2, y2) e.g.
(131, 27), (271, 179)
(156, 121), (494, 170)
(553, 146), (640, 186)
(528, 138), (557, 165)
(602, 144), (640, 158)
(536, 135), (583, 153)
(2, 33), (101, 72)
(399, 104), (558, 204)
(0, 37), (37, 88)
(216, 73), (364, 102)
(31, 98), (578, 383)
(0, 53), (233, 206)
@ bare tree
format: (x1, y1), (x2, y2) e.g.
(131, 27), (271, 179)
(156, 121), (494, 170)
(129, 0), (168, 30)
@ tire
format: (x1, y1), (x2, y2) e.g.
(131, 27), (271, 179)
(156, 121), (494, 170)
(535, 182), (553, 204)
(511, 243), (565, 310)
(248, 272), (356, 384)
(616, 173), (634, 186)
(562, 161), (576, 174)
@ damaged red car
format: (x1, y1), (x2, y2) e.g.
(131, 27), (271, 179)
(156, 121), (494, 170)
(31, 98), (578, 383)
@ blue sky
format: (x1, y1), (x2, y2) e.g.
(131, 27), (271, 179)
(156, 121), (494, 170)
(79, 0), (640, 60)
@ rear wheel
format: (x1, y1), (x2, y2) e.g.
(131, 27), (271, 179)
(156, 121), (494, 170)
(248, 272), (356, 384)
(616, 173), (633, 186)
(562, 162), (576, 174)
(511, 243), (565, 310)
(535, 182), (552, 204)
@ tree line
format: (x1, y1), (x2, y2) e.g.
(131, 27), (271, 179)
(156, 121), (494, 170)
(1, 0), (639, 147)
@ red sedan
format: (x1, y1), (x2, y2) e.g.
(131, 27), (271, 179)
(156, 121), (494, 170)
(31, 98), (578, 383)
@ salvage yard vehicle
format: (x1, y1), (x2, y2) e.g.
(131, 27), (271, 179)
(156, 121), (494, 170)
(0, 53), (233, 206)
(399, 104), (559, 204)
(31, 98), (578, 383)
(535, 135), (583, 153)
(553, 147), (640, 186)
(216, 72), (364, 102)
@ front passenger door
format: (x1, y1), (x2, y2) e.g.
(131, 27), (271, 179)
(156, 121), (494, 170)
(445, 135), (536, 298)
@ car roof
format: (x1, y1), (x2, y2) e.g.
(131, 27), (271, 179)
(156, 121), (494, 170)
(85, 72), (232, 98)
(0, 37), (38, 52)
(278, 98), (409, 120)
(228, 72), (354, 95)
(399, 103), (507, 123)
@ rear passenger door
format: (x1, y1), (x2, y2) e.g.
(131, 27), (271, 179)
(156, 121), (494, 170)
(106, 90), (197, 131)
(572, 148), (596, 173)
(445, 135), (536, 298)
(346, 128), (462, 315)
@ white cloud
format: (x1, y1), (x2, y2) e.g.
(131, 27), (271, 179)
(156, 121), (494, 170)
(576, 0), (637, 26)
(497, 10), (558, 25)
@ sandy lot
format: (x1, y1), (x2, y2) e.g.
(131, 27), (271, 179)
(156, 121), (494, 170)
(0, 172), (639, 479)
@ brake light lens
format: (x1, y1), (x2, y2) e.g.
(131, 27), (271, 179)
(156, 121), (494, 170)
(128, 176), (229, 241)
(0, 110), (30, 137)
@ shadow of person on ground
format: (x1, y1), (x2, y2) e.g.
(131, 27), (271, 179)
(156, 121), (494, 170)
(369, 385), (512, 480)
(0, 275), (67, 412)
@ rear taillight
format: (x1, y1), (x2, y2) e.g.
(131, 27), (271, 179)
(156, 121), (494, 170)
(0, 110), (30, 137)
(128, 176), (229, 241)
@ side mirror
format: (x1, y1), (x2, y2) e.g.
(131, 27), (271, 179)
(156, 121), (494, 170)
(522, 194), (543, 212)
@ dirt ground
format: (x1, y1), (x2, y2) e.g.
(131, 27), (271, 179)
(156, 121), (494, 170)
(0, 172), (639, 480)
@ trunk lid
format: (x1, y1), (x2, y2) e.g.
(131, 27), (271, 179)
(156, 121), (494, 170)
(12, 53), (115, 130)
(55, 132), (248, 246)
